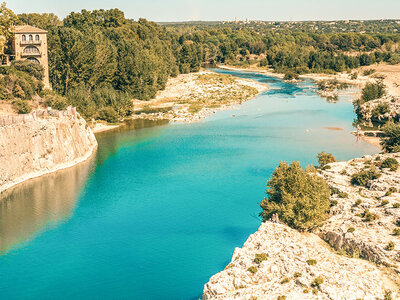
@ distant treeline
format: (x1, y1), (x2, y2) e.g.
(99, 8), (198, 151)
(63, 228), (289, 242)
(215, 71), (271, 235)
(2, 5), (400, 120)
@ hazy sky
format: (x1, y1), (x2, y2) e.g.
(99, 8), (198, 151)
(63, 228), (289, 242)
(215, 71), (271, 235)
(9, 0), (400, 22)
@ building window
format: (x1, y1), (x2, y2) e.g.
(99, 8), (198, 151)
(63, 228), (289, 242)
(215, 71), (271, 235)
(29, 35), (33, 41)
(22, 35), (26, 41)
(35, 35), (40, 41)
(23, 46), (40, 55)
(27, 57), (40, 64)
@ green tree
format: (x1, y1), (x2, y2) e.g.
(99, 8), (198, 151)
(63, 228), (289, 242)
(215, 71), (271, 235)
(381, 122), (400, 153)
(260, 161), (331, 231)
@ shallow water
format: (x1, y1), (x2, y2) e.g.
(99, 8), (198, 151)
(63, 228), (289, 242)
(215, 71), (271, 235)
(0, 70), (378, 300)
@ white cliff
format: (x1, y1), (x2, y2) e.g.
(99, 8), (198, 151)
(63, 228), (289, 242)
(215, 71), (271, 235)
(0, 107), (97, 193)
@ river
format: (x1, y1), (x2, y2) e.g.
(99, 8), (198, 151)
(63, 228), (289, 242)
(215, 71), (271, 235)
(0, 70), (378, 299)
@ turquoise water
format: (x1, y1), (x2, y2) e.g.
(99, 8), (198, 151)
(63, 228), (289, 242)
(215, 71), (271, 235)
(0, 70), (378, 300)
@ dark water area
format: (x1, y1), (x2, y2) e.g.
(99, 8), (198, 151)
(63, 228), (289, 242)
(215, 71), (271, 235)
(0, 69), (378, 300)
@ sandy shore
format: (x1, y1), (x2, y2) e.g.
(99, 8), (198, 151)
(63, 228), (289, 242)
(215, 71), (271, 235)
(92, 122), (121, 134)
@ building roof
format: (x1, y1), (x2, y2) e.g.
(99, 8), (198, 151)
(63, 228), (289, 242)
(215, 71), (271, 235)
(12, 25), (47, 34)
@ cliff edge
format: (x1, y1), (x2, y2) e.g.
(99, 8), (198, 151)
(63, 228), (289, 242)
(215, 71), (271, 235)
(0, 107), (97, 193)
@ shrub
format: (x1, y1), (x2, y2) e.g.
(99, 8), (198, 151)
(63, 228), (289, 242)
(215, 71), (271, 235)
(44, 93), (68, 110)
(97, 107), (119, 123)
(330, 200), (338, 207)
(303, 289), (310, 294)
(381, 158), (399, 171)
(381, 200), (389, 206)
(306, 259), (317, 266)
(247, 266), (258, 274)
(254, 253), (268, 264)
(11, 60), (44, 81)
(338, 192), (348, 198)
(360, 82), (386, 103)
(280, 277), (290, 284)
(381, 122), (400, 153)
(384, 290), (393, 300)
(372, 103), (390, 119)
(386, 241), (395, 251)
(330, 187), (340, 195)
(354, 199), (362, 206)
(363, 69), (375, 76)
(351, 169), (381, 187)
(277, 296), (286, 300)
(260, 162), (331, 231)
(293, 272), (302, 278)
(317, 152), (336, 167)
(12, 99), (31, 114)
(347, 227), (355, 233)
(393, 203), (400, 208)
(392, 228), (400, 236)
(361, 209), (378, 222)
(283, 71), (299, 80)
(311, 276), (324, 288)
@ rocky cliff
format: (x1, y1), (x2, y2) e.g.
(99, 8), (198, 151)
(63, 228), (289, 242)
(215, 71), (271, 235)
(203, 153), (400, 299)
(0, 107), (97, 193)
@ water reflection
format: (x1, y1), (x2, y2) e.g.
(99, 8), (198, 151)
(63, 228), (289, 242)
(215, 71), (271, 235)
(0, 156), (95, 254)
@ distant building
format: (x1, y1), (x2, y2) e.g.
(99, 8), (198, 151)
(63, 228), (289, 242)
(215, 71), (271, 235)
(11, 25), (50, 89)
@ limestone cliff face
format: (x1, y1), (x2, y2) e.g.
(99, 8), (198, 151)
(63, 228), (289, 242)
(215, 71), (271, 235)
(203, 222), (397, 300)
(0, 107), (97, 193)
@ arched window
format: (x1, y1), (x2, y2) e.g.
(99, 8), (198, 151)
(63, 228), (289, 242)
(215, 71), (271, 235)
(35, 35), (40, 41)
(27, 57), (40, 64)
(29, 35), (33, 41)
(22, 35), (26, 41)
(23, 46), (40, 55)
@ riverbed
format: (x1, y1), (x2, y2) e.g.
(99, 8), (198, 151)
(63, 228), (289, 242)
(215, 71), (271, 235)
(0, 70), (378, 300)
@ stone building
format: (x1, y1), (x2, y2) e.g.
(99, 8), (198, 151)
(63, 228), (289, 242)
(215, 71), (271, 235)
(11, 25), (50, 89)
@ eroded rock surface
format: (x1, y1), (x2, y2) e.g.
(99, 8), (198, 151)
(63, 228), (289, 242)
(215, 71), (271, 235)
(0, 107), (97, 193)
(203, 222), (397, 299)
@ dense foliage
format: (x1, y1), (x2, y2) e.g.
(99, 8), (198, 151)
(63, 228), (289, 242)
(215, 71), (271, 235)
(0, 61), (44, 101)
(351, 168), (381, 187)
(317, 152), (337, 168)
(381, 122), (400, 153)
(259, 161), (331, 231)
(1, 4), (400, 120)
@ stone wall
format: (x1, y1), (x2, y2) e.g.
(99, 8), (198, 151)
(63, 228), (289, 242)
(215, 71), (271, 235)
(0, 107), (97, 193)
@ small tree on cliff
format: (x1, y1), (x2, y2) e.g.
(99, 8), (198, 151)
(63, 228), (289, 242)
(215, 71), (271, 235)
(260, 161), (331, 231)
(317, 152), (336, 168)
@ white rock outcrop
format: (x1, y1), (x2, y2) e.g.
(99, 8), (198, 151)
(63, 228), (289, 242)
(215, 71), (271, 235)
(0, 107), (97, 193)
(203, 222), (397, 299)
(203, 153), (400, 299)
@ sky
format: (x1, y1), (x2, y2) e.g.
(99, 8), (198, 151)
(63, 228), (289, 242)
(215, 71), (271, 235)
(9, 0), (400, 22)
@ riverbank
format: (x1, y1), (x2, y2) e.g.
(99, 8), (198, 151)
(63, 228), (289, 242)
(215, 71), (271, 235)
(90, 70), (268, 133)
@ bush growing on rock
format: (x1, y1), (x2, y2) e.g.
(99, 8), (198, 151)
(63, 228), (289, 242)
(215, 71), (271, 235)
(347, 227), (355, 233)
(360, 209), (378, 222)
(260, 161), (331, 231)
(247, 266), (258, 274)
(293, 272), (302, 278)
(380, 158), (399, 171)
(43, 93), (69, 111)
(381, 122), (400, 153)
(254, 253), (268, 264)
(350, 169), (381, 187)
(306, 259), (317, 266)
(361, 82), (386, 102)
(280, 277), (290, 284)
(381, 200), (389, 206)
(317, 152), (336, 168)
(392, 228), (400, 236)
(311, 276), (324, 288)
(338, 192), (348, 198)
(393, 203), (400, 208)
(386, 241), (395, 251)
(12, 99), (31, 114)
